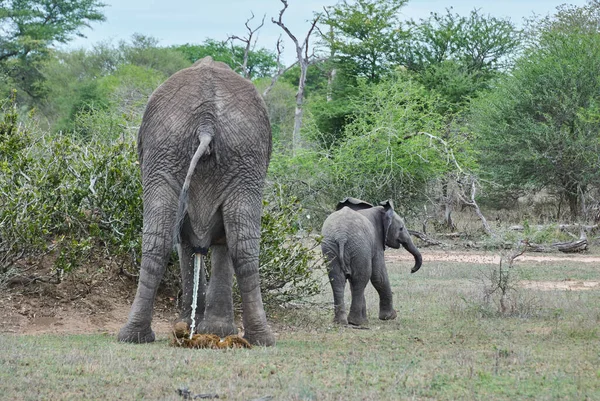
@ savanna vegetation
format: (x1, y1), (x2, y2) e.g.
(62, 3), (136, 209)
(1, 0), (600, 398)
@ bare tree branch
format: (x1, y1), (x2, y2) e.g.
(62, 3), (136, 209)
(456, 176), (495, 236)
(263, 36), (298, 97)
(227, 12), (266, 79)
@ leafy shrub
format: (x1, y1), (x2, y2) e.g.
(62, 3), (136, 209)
(0, 98), (142, 276)
(257, 186), (324, 306)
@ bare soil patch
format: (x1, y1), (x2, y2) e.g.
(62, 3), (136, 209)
(520, 280), (600, 291)
(0, 260), (178, 336)
(386, 248), (600, 264)
(388, 248), (600, 291)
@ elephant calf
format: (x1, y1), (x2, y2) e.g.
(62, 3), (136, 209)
(321, 198), (422, 326)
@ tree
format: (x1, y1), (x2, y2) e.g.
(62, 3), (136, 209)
(37, 35), (189, 132)
(0, 0), (105, 97)
(401, 8), (521, 112)
(472, 1), (600, 220)
(120, 34), (190, 77)
(396, 9), (520, 229)
(326, 73), (472, 208)
(322, 0), (408, 84)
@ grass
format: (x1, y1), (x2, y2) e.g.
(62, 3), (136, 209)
(2, 254), (600, 400)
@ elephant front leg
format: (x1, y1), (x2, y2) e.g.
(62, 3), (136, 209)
(196, 244), (237, 337)
(371, 258), (397, 321)
(328, 267), (348, 325)
(177, 240), (207, 327)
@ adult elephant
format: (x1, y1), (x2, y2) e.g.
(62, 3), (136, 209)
(118, 56), (275, 346)
(321, 198), (422, 326)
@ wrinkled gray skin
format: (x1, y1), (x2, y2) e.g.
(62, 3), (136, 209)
(321, 198), (422, 326)
(118, 57), (275, 346)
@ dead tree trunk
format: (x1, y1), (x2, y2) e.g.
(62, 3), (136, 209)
(323, 7), (336, 103)
(441, 180), (456, 231)
(457, 176), (494, 237)
(272, 0), (320, 153)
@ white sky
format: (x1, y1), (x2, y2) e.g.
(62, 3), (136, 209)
(67, 0), (588, 65)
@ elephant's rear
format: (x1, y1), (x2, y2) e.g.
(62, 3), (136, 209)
(138, 57), (271, 187)
(137, 57), (272, 246)
(321, 208), (375, 274)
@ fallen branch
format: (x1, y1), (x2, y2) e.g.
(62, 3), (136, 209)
(408, 230), (448, 247)
(526, 231), (588, 253)
(5, 272), (61, 287)
(509, 224), (599, 232)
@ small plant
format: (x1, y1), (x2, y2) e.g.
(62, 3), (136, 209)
(478, 242), (540, 317)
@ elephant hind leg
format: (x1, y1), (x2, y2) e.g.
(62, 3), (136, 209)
(223, 200), (275, 346)
(119, 187), (178, 343)
(197, 244), (237, 337)
(347, 272), (369, 326)
(324, 251), (348, 325)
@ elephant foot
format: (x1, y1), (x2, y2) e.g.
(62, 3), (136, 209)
(197, 319), (237, 337)
(379, 309), (397, 321)
(333, 315), (348, 325)
(118, 324), (155, 343)
(243, 327), (275, 347)
(347, 313), (368, 327)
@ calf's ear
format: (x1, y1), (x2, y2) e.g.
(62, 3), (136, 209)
(336, 197), (373, 211)
(380, 200), (395, 247)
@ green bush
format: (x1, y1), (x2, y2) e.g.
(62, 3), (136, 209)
(0, 97), (142, 276)
(257, 186), (324, 305)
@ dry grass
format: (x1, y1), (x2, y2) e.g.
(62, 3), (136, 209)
(1, 250), (600, 400)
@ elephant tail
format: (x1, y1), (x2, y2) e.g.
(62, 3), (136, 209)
(338, 239), (351, 279)
(174, 133), (213, 244)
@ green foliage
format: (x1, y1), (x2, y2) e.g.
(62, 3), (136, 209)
(270, 73), (477, 219)
(120, 34), (190, 77)
(257, 187), (324, 306)
(322, 0), (408, 83)
(326, 74), (473, 207)
(0, 97), (142, 274)
(0, 0), (105, 63)
(254, 77), (296, 145)
(39, 37), (184, 133)
(1, 94), (322, 305)
(0, 0), (106, 97)
(471, 2), (600, 219)
(401, 8), (521, 112)
(304, 63), (362, 148)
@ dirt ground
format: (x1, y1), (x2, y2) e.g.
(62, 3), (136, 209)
(0, 259), (177, 336)
(2, 249), (599, 336)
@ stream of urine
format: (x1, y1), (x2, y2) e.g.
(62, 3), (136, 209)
(189, 254), (201, 339)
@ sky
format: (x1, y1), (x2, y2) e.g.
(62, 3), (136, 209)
(67, 0), (588, 65)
